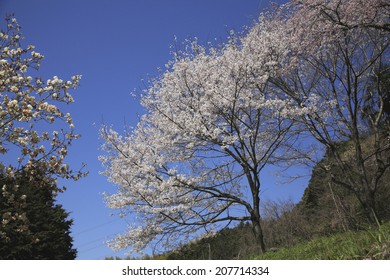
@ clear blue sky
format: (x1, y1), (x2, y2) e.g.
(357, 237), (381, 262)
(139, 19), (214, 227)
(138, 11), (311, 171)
(1, 0), (305, 260)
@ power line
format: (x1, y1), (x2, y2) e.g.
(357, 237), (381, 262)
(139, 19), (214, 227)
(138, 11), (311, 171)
(77, 234), (116, 249)
(78, 243), (107, 254)
(73, 217), (123, 236)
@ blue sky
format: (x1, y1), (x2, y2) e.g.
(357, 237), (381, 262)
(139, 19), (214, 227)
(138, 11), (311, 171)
(1, 0), (306, 260)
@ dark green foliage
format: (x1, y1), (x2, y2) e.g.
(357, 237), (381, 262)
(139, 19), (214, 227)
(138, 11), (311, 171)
(0, 171), (77, 259)
(261, 200), (312, 248)
(298, 137), (390, 234)
(165, 223), (257, 260)
(297, 161), (359, 234)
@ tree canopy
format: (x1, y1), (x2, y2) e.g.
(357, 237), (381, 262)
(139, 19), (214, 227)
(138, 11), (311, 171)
(0, 169), (77, 259)
(100, 0), (390, 255)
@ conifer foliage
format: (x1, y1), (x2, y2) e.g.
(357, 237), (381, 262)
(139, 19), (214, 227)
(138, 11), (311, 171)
(0, 170), (77, 259)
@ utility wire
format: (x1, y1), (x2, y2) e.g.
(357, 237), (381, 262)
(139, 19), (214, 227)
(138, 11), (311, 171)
(73, 217), (123, 236)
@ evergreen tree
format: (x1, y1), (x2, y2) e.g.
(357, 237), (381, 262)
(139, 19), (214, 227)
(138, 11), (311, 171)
(0, 170), (77, 259)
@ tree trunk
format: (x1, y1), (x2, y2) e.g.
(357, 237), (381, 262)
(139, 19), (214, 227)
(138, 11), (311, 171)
(251, 216), (266, 254)
(362, 189), (380, 225)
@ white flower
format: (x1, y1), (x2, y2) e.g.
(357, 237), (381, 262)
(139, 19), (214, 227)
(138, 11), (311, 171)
(20, 65), (27, 73)
(10, 86), (19, 93)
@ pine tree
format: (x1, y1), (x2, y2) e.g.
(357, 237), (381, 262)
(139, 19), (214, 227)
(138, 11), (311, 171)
(0, 170), (77, 259)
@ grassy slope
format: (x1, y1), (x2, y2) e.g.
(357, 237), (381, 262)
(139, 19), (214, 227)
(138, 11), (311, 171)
(254, 222), (390, 260)
(106, 223), (390, 260)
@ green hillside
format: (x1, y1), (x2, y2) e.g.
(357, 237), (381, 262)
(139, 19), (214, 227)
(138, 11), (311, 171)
(254, 222), (390, 260)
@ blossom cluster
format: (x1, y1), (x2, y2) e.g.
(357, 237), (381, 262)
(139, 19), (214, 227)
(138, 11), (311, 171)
(1, 16), (86, 235)
(100, 0), (389, 254)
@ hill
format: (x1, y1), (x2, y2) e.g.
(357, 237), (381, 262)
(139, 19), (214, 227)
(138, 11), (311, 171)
(254, 221), (390, 260)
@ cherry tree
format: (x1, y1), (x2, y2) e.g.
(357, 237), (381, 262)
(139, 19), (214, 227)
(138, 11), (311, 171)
(1, 16), (86, 238)
(290, 0), (389, 32)
(100, 17), (306, 255)
(101, 0), (389, 255)
(270, 0), (390, 224)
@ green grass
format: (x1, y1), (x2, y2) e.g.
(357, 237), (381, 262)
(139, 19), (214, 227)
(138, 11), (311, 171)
(254, 222), (390, 260)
